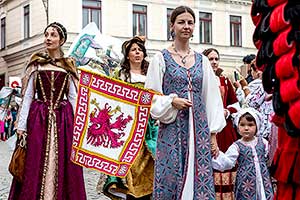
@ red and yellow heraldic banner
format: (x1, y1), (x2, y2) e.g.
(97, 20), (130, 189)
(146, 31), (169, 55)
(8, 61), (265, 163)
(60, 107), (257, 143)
(71, 69), (155, 178)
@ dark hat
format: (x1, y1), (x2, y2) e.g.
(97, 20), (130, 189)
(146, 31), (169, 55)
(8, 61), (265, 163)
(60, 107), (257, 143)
(121, 36), (146, 57)
(242, 54), (256, 64)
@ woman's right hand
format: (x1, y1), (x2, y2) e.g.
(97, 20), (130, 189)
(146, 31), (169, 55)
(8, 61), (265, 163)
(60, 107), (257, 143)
(211, 133), (219, 159)
(171, 97), (192, 110)
(16, 130), (25, 138)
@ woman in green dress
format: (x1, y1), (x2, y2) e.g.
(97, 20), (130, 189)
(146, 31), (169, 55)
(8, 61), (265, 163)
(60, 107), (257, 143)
(102, 36), (157, 200)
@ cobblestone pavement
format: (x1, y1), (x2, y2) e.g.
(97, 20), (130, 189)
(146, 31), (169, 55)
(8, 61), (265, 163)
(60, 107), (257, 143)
(0, 140), (110, 200)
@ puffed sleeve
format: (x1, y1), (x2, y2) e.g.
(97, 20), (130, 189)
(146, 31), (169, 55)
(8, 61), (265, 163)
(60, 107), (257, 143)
(145, 52), (178, 124)
(17, 75), (34, 131)
(145, 52), (165, 93)
(201, 56), (226, 133)
(212, 143), (239, 171)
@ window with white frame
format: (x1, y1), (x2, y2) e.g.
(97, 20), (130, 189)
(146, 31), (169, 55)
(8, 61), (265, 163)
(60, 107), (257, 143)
(230, 15), (242, 47)
(24, 5), (30, 39)
(82, 0), (102, 32)
(167, 8), (174, 40)
(199, 12), (212, 44)
(133, 4), (147, 36)
(1, 17), (5, 49)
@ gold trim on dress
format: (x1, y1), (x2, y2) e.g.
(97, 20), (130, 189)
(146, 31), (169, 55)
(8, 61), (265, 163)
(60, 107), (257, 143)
(37, 71), (69, 199)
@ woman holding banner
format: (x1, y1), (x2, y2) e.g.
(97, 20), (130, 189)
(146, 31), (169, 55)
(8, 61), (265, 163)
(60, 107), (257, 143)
(102, 36), (158, 200)
(8, 22), (86, 200)
(145, 6), (226, 199)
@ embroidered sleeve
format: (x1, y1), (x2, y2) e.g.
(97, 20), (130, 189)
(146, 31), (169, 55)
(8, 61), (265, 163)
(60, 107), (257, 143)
(246, 83), (265, 109)
(235, 87), (246, 105)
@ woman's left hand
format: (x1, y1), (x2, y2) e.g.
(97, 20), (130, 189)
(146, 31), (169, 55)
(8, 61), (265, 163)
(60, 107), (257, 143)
(224, 109), (230, 118)
(171, 97), (192, 110)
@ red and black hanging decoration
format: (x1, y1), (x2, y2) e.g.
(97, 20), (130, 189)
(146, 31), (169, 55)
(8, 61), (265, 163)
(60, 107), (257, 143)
(251, 0), (300, 199)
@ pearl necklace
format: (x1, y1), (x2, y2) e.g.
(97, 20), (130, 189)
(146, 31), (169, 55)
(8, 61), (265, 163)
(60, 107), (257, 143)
(173, 46), (191, 65)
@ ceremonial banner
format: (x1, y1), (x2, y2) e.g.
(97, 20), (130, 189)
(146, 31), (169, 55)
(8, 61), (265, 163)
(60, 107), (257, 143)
(71, 69), (156, 177)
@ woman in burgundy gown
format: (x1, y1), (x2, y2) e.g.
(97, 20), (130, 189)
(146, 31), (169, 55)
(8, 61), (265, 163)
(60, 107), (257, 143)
(8, 22), (86, 200)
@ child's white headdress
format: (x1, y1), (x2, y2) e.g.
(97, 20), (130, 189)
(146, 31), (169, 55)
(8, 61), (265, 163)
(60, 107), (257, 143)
(234, 107), (262, 131)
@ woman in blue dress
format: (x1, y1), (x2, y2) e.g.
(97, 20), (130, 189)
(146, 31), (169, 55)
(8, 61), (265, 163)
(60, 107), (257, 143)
(145, 6), (226, 200)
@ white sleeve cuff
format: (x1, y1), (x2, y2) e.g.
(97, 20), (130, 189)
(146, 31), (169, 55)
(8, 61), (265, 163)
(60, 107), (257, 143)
(150, 93), (178, 124)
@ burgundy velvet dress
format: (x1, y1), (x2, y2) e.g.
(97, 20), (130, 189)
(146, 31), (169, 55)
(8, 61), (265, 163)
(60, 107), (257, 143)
(9, 69), (86, 200)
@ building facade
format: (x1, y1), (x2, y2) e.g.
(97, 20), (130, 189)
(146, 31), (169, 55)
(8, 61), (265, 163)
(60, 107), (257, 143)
(0, 0), (256, 88)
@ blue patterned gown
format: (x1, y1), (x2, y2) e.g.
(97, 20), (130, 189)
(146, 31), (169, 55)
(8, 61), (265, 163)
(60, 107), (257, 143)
(213, 137), (274, 200)
(145, 49), (226, 200)
(235, 137), (273, 200)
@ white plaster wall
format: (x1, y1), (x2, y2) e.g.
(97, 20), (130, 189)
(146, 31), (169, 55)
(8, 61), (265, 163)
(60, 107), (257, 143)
(0, 0), (257, 78)
(103, 0), (130, 36)
(48, 0), (82, 34)
(30, 0), (47, 37)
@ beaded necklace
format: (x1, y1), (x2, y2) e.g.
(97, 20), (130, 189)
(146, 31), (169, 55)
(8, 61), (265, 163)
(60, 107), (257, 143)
(173, 46), (191, 65)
